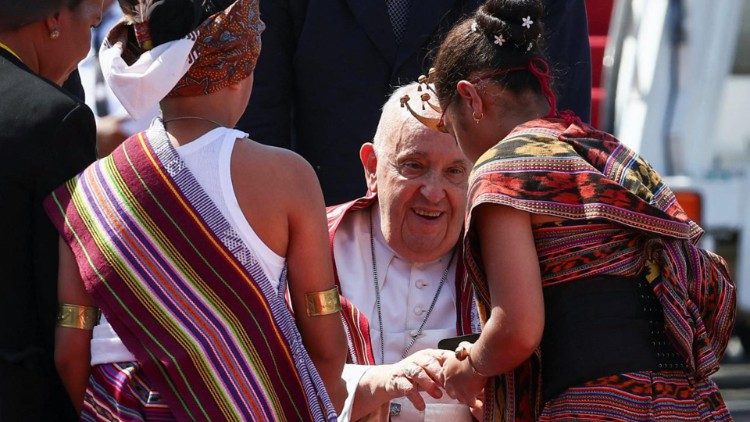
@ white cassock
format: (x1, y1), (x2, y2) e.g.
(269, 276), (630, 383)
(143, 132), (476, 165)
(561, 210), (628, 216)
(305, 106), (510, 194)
(335, 204), (472, 421)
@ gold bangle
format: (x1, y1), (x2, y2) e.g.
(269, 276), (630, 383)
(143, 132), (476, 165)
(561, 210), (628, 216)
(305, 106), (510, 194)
(57, 304), (100, 330)
(305, 286), (341, 317)
(454, 341), (491, 377)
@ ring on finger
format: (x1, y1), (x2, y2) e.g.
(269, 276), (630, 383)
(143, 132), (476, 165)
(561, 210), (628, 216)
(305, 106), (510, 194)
(455, 346), (469, 360)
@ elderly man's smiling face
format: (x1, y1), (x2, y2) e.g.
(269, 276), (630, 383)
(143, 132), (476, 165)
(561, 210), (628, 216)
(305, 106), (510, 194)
(362, 109), (469, 263)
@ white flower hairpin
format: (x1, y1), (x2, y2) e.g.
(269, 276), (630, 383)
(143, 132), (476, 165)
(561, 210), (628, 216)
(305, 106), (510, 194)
(522, 16), (534, 29)
(493, 34), (505, 46)
(471, 21), (479, 32)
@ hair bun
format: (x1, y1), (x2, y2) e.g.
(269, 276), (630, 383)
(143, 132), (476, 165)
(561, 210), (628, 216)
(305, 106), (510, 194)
(200, 0), (234, 20)
(147, 0), (202, 47)
(474, 0), (543, 52)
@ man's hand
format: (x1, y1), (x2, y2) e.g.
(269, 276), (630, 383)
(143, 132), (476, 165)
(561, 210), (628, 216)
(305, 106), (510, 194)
(360, 348), (450, 411)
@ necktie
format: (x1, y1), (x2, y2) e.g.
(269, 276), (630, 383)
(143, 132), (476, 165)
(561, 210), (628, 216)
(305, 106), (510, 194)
(386, 0), (412, 44)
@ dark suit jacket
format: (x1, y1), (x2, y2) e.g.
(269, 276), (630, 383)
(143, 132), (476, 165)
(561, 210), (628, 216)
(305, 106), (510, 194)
(238, 0), (590, 204)
(0, 48), (96, 421)
(61, 70), (86, 102)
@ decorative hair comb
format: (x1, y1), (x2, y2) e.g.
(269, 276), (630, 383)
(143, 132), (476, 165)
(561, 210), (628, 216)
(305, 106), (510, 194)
(477, 15), (540, 52)
(400, 68), (448, 133)
(122, 0), (165, 50)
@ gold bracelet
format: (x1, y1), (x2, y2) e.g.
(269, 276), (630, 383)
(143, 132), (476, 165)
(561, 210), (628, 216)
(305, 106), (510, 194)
(57, 304), (100, 330)
(305, 286), (341, 317)
(455, 341), (491, 377)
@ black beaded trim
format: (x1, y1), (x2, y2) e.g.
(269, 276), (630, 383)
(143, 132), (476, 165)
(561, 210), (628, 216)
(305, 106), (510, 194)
(637, 279), (687, 371)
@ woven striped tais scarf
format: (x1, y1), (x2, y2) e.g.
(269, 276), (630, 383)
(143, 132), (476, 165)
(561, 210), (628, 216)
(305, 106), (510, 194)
(44, 120), (336, 421)
(465, 118), (736, 421)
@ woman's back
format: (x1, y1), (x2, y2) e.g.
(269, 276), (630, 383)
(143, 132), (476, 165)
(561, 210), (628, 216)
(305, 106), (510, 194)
(464, 117), (735, 420)
(176, 127), (286, 285)
(48, 0), (347, 417)
(230, 138), (349, 413)
(50, 119), (341, 420)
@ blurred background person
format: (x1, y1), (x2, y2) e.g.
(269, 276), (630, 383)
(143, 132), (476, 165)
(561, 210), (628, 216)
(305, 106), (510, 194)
(78, 0), (152, 157)
(0, 0), (100, 420)
(236, 0), (590, 204)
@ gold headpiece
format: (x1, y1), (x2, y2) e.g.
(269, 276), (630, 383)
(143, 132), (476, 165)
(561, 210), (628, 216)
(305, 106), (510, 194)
(400, 68), (448, 133)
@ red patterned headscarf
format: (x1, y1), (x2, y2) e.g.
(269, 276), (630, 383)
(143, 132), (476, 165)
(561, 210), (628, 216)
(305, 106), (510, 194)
(168, 0), (264, 97)
(103, 0), (263, 118)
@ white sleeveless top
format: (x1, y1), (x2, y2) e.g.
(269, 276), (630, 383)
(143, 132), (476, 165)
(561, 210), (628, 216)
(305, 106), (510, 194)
(90, 127), (286, 365)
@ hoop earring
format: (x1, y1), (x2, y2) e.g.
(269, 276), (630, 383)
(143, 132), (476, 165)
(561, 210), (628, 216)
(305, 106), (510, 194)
(473, 111), (484, 124)
(50, 28), (60, 39)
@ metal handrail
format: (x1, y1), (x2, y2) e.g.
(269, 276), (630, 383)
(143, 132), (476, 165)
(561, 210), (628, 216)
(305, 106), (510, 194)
(599, 0), (632, 134)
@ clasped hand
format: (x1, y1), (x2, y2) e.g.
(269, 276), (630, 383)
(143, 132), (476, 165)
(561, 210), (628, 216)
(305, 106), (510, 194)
(441, 342), (487, 415)
(368, 347), (486, 417)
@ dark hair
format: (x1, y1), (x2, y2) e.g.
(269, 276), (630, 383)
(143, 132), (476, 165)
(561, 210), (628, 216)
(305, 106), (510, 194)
(432, 0), (547, 107)
(0, 0), (85, 32)
(117, 0), (234, 52)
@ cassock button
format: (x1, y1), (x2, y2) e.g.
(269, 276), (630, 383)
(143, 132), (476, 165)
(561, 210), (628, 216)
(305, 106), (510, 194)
(414, 306), (425, 316)
(416, 279), (429, 288)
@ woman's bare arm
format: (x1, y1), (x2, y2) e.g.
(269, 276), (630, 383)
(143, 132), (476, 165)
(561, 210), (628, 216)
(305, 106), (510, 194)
(54, 237), (94, 413)
(284, 157), (348, 413)
(470, 203), (545, 373)
(442, 204), (544, 403)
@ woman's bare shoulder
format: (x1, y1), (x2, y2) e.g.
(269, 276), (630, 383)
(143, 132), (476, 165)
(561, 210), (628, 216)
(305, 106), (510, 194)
(233, 139), (322, 202)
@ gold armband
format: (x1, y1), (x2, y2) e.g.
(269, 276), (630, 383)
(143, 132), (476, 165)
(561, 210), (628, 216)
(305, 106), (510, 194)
(57, 304), (100, 330)
(305, 287), (341, 317)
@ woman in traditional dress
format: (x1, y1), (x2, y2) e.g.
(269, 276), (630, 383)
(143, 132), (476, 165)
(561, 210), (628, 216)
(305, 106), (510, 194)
(430, 0), (735, 420)
(46, 0), (347, 419)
